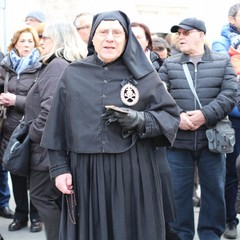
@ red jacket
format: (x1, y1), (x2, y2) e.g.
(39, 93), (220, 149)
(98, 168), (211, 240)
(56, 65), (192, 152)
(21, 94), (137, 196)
(229, 46), (240, 76)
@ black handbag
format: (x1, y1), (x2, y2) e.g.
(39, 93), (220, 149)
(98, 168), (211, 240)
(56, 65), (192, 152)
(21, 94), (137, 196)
(2, 121), (31, 176)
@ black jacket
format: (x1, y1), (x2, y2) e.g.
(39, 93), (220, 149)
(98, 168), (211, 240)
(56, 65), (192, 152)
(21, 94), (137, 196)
(0, 55), (42, 142)
(159, 45), (237, 150)
(25, 57), (69, 170)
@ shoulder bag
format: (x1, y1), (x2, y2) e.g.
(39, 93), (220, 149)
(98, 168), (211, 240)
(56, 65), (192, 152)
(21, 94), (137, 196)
(0, 72), (9, 133)
(183, 63), (235, 153)
(2, 120), (31, 176)
(2, 70), (40, 176)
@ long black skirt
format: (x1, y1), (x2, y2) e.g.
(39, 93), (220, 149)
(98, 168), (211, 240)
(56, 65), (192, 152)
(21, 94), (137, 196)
(59, 140), (166, 240)
(155, 147), (176, 222)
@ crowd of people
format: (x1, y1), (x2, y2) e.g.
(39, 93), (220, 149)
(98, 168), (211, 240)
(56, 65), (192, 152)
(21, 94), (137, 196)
(0, 3), (240, 240)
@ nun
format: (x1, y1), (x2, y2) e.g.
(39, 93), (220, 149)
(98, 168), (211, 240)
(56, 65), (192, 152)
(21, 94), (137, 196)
(41, 10), (180, 240)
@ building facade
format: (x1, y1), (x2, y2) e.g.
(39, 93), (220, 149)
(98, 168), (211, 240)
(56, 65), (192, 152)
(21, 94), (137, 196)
(0, 0), (239, 52)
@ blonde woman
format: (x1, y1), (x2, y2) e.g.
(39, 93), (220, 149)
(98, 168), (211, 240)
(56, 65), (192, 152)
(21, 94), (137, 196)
(0, 26), (43, 232)
(24, 21), (84, 240)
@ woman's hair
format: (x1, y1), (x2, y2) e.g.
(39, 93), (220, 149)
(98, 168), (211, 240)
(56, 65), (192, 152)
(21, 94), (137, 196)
(152, 37), (171, 56)
(41, 21), (85, 63)
(7, 26), (41, 53)
(130, 22), (153, 51)
(35, 22), (45, 37)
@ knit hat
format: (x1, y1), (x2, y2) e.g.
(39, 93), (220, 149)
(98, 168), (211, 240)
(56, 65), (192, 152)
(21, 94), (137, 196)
(229, 33), (240, 49)
(171, 18), (206, 34)
(25, 10), (46, 23)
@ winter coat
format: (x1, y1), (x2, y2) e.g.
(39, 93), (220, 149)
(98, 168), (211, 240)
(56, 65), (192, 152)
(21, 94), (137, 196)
(0, 55), (42, 159)
(24, 57), (69, 171)
(212, 24), (240, 119)
(0, 52), (4, 62)
(159, 45), (237, 151)
(150, 51), (163, 71)
(212, 24), (240, 57)
(228, 46), (240, 76)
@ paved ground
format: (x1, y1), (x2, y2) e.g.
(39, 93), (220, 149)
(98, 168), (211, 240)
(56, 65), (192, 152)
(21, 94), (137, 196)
(0, 178), (239, 240)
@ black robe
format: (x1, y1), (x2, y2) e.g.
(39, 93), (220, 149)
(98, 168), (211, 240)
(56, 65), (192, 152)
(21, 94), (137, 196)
(41, 55), (179, 240)
(41, 56), (179, 152)
(41, 10), (180, 240)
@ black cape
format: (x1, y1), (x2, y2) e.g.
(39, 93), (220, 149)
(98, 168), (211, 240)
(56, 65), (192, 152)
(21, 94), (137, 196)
(41, 10), (180, 240)
(41, 55), (179, 153)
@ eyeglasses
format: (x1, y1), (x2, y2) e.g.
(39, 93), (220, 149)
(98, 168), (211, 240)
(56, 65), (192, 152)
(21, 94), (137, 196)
(40, 35), (51, 41)
(177, 30), (200, 36)
(76, 25), (91, 31)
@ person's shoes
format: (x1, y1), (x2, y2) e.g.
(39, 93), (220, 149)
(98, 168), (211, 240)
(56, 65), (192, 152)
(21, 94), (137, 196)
(8, 219), (28, 231)
(30, 219), (43, 233)
(223, 221), (238, 239)
(0, 207), (14, 219)
(166, 223), (181, 240)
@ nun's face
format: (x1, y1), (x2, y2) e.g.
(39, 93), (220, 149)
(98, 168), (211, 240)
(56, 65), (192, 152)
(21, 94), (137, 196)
(92, 20), (126, 63)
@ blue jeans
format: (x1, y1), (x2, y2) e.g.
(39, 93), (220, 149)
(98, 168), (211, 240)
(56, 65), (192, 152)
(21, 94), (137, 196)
(167, 147), (226, 240)
(0, 163), (10, 207)
(225, 117), (240, 225)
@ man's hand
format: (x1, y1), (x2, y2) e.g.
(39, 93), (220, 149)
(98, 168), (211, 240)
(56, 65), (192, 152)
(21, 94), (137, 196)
(187, 110), (206, 130)
(179, 112), (195, 130)
(103, 107), (145, 131)
(179, 110), (205, 131)
(55, 173), (73, 194)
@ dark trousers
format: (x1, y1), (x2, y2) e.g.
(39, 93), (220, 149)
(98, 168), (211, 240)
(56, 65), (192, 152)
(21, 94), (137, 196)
(30, 170), (62, 240)
(10, 173), (39, 221)
(225, 117), (240, 224)
(0, 164), (10, 208)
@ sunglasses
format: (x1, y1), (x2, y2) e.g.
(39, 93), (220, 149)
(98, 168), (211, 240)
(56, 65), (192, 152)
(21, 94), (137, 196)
(177, 30), (200, 36)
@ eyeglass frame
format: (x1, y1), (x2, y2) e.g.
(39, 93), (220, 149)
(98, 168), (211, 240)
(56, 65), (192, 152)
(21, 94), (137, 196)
(176, 29), (201, 37)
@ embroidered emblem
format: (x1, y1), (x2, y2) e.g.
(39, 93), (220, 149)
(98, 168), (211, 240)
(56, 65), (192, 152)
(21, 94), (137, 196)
(120, 83), (139, 106)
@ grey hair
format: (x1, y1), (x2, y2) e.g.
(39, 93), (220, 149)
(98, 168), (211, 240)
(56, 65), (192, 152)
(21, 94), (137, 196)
(73, 12), (93, 28)
(41, 21), (85, 63)
(228, 3), (240, 17)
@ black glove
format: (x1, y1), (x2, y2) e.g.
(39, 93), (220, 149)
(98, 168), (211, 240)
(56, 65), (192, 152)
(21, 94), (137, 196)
(103, 107), (145, 131)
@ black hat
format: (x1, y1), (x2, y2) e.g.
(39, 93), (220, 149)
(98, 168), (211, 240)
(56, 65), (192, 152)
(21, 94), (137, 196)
(171, 18), (206, 34)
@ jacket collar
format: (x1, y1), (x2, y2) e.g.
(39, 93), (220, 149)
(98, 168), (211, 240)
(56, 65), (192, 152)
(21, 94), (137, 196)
(180, 45), (213, 63)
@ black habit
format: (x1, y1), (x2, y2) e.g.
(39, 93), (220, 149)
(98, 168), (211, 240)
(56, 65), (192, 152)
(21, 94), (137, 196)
(41, 10), (180, 240)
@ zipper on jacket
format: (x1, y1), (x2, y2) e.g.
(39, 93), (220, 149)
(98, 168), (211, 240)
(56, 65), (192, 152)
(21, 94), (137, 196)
(16, 74), (20, 95)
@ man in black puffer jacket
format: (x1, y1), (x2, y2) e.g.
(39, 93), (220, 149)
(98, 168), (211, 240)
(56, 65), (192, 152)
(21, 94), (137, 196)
(159, 18), (237, 240)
